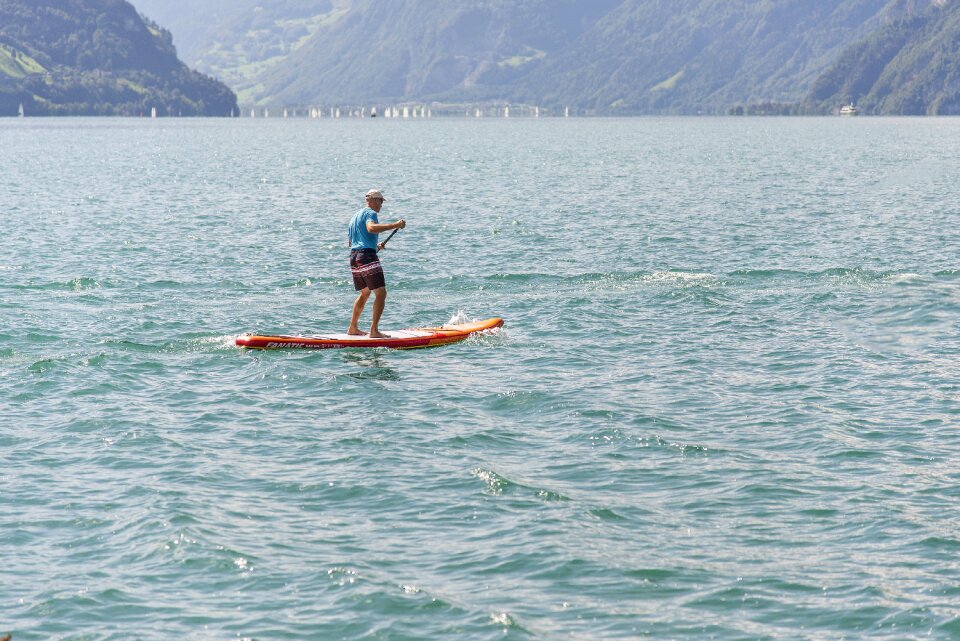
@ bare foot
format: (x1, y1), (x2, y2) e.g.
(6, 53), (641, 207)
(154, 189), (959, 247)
(368, 331), (387, 339)
(346, 327), (366, 336)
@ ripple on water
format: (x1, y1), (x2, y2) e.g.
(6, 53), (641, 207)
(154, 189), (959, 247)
(471, 467), (570, 502)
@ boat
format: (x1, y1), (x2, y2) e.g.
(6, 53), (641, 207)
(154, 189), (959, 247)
(839, 103), (858, 116)
(236, 317), (504, 350)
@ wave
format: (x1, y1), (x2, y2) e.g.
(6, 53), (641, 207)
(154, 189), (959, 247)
(729, 268), (810, 279)
(731, 267), (951, 285)
(401, 267), (945, 295)
(105, 268), (955, 299)
(0, 277), (272, 294)
(582, 426), (714, 457)
(0, 277), (107, 292)
(469, 267), (958, 288)
(4, 268), (952, 297)
(471, 467), (570, 502)
(15, 337), (241, 370)
(645, 270), (717, 285)
(278, 276), (344, 289)
(101, 335), (239, 354)
(933, 270), (960, 279)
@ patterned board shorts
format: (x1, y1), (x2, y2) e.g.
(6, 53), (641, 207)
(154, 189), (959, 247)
(350, 249), (386, 291)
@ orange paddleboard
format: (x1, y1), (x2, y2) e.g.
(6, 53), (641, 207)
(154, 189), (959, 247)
(236, 317), (504, 350)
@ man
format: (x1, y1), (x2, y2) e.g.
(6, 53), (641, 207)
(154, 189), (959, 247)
(346, 189), (406, 338)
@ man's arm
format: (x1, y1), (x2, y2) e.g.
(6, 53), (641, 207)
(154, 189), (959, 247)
(367, 219), (406, 234)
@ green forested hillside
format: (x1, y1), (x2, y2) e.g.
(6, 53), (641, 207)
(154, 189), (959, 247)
(0, 0), (238, 116)
(256, 0), (628, 107)
(123, 0), (242, 62)
(134, 0), (336, 104)
(807, 1), (960, 114)
(131, 0), (960, 115)
(516, 0), (902, 113)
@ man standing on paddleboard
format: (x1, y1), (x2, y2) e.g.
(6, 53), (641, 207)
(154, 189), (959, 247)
(346, 189), (406, 338)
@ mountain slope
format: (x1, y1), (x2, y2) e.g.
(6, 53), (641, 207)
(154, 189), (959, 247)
(255, 0), (625, 107)
(521, 0), (902, 113)
(130, 0), (959, 114)
(807, 1), (960, 114)
(120, 0), (241, 62)
(0, 0), (237, 116)
(133, 0), (339, 103)
(252, 0), (904, 112)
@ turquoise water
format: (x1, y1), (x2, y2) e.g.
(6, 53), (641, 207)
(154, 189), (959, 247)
(3, 116), (960, 640)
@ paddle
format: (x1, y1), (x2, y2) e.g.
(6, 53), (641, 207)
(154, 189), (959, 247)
(380, 228), (400, 249)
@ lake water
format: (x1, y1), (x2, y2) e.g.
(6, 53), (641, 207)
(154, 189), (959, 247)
(3, 116), (960, 640)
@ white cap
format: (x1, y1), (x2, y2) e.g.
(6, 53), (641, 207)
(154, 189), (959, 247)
(365, 189), (386, 201)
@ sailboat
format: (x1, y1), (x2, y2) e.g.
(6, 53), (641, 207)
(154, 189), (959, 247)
(18, 102), (24, 117)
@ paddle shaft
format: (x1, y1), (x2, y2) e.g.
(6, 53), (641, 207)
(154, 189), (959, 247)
(381, 228), (400, 248)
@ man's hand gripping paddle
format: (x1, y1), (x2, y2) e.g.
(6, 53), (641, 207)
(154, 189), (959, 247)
(379, 228), (400, 250)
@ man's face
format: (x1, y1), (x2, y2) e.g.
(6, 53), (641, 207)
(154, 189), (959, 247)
(367, 197), (383, 212)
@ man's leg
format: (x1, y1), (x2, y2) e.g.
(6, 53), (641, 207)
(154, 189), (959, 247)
(368, 287), (387, 338)
(348, 288), (371, 335)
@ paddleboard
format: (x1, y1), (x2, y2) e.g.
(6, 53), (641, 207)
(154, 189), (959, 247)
(236, 317), (504, 350)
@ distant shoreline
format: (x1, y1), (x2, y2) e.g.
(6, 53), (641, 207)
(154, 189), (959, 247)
(4, 113), (956, 119)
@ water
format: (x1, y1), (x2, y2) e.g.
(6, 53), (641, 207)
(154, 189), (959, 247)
(3, 116), (960, 640)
